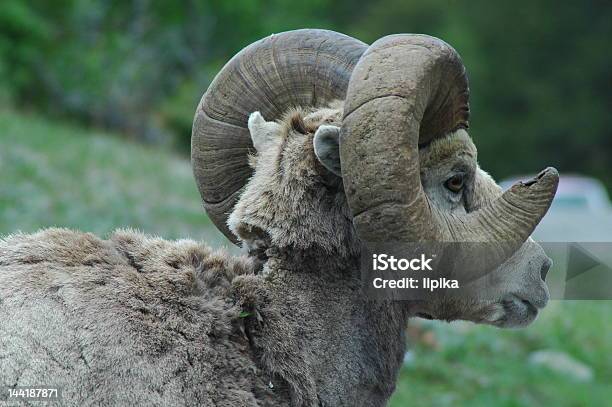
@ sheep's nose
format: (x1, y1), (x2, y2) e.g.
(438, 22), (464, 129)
(540, 257), (552, 281)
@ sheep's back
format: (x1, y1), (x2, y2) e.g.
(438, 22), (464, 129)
(0, 228), (281, 406)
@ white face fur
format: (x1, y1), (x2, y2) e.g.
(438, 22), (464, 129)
(246, 111), (551, 328)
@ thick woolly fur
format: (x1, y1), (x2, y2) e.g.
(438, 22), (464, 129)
(229, 101), (358, 260)
(0, 229), (290, 406)
(1, 102), (541, 407)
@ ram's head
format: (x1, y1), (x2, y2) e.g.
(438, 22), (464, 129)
(192, 30), (558, 328)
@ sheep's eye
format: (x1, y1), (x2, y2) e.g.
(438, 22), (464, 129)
(445, 174), (465, 193)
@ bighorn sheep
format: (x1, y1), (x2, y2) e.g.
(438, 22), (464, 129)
(0, 30), (558, 406)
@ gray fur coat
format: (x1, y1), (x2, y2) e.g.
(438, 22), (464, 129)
(0, 228), (287, 406)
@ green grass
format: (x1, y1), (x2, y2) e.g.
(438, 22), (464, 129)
(1, 110), (611, 406)
(390, 301), (612, 406)
(0, 109), (230, 248)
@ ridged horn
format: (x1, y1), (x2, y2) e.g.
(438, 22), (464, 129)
(340, 34), (558, 269)
(192, 29), (367, 243)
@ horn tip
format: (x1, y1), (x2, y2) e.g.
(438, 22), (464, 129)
(522, 167), (559, 187)
(510, 167), (559, 199)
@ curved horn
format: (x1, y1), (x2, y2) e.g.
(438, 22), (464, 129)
(340, 34), (558, 268)
(192, 29), (367, 243)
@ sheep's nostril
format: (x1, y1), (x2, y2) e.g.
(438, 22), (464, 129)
(540, 258), (552, 281)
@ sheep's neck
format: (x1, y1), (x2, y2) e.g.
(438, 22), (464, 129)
(254, 246), (412, 407)
(264, 244), (359, 277)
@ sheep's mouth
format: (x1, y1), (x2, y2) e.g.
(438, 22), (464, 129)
(519, 298), (539, 315)
(491, 295), (540, 328)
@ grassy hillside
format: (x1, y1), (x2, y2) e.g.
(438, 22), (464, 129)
(1, 110), (610, 406)
(0, 109), (230, 248)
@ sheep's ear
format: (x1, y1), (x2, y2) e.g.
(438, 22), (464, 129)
(248, 112), (281, 152)
(314, 125), (341, 176)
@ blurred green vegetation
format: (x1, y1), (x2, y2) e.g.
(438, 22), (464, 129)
(391, 301), (612, 407)
(0, 109), (230, 248)
(1, 1), (611, 183)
